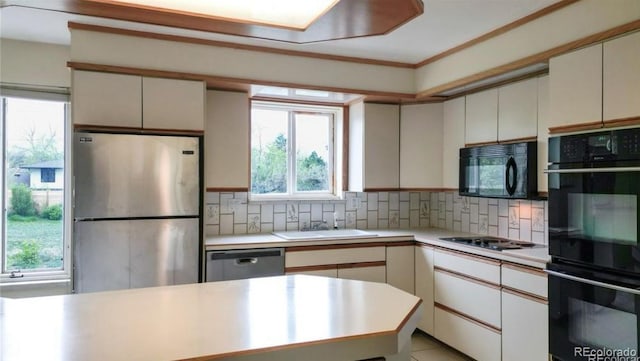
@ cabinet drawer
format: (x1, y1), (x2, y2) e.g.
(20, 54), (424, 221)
(435, 306), (501, 361)
(285, 246), (385, 267)
(501, 263), (547, 299)
(434, 249), (500, 284)
(434, 269), (501, 329)
(338, 265), (386, 283)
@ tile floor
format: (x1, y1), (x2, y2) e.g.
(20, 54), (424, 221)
(411, 331), (474, 361)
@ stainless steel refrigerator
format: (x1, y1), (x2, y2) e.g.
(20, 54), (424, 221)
(73, 132), (202, 293)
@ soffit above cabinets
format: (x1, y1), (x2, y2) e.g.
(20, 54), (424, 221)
(1, 0), (424, 44)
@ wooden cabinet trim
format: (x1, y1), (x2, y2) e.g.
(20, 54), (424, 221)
(386, 241), (417, 247)
(502, 262), (547, 277)
(435, 303), (502, 334)
(285, 264), (337, 273)
(73, 124), (204, 136)
(286, 242), (399, 252)
(435, 267), (501, 290)
(434, 247), (502, 267)
(396, 300), (423, 333)
(205, 187), (250, 192)
(502, 286), (548, 304)
(603, 116), (640, 129)
(548, 120), (604, 135)
(337, 261), (387, 270)
(415, 243), (434, 250)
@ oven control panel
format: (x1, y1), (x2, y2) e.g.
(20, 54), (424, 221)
(549, 128), (640, 163)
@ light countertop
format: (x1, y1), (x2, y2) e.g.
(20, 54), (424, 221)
(206, 228), (550, 268)
(1, 275), (421, 361)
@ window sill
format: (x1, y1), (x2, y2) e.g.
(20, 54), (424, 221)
(0, 278), (71, 298)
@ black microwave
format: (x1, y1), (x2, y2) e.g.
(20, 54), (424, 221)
(459, 142), (537, 199)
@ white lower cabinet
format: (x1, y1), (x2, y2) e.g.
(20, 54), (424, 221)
(434, 305), (501, 361)
(386, 245), (415, 294)
(415, 245), (434, 334)
(337, 265), (386, 283)
(501, 289), (548, 361)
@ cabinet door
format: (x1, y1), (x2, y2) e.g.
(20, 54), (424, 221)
(549, 44), (603, 129)
(72, 70), (142, 128)
(363, 103), (400, 190)
(537, 75), (549, 193)
(142, 77), (205, 131)
(400, 103), (443, 188)
(498, 78), (538, 141)
(502, 290), (548, 361)
(415, 246), (434, 334)
(443, 98), (465, 189)
(434, 306), (501, 361)
(465, 88), (498, 144)
(386, 246), (415, 294)
(338, 265), (386, 283)
(603, 31), (640, 122)
(205, 90), (249, 189)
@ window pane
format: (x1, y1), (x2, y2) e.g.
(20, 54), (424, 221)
(4, 98), (65, 271)
(295, 113), (330, 192)
(251, 108), (288, 194)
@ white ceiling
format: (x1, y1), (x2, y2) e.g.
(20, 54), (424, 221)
(0, 0), (559, 64)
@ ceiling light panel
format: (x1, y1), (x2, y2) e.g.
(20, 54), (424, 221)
(88, 0), (340, 30)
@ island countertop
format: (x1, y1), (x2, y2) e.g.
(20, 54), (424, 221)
(1, 275), (421, 361)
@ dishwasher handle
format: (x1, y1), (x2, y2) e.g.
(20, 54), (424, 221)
(235, 258), (258, 266)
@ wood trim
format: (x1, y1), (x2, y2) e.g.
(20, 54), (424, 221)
(434, 267), (501, 290)
(603, 116), (640, 129)
(444, 69), (549, 101)
(502, 262), (547, 277)
(342, 105), (349, 192)
(395, 298), (423, 333)
(205, 187), (250, 192)
(337, 261), (386, 269)
(385, 241), (417, 247)
(434, 247), (502, 267)
(285, 243), (389, 252)
(68, 61), (416, 100)
(502, 286), (548, 304)
(285, 264), (337, 273)
(434, 303), (502, 334)
(415, 0), (580, 68)
(73, 124), (204, 135)
(67, 22), (415, 69)
(250, 96), (348, 107)
(537, 191), (548, 199)
(363, 188), (401, 192)
(498, 136), (538, 144)
(548, 120), (604, 135)
(464, 140), (499, 147)
(417, 19), (640, 98)
(415, 243), (434, 250)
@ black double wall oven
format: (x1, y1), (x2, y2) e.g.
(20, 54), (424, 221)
(547, 128), (640, 360)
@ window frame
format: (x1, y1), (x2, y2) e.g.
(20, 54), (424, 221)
(250, 100), (343, 201)
(0, 90), (71, 283)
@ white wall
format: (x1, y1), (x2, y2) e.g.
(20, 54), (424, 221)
(69, 30), (416, 95)
(415, 0), (640, 93)
(0, 39), (70, 88)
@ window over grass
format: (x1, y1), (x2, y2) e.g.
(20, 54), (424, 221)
(1, 94), (69, 279)
(251, 101), (342, 200)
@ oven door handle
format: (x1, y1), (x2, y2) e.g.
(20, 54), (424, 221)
(545, 167), (640, 174)
(545, 269), (640, 295)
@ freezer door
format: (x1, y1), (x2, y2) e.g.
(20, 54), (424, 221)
(74, 218), (199, 293)
(74, 132), (199, 218)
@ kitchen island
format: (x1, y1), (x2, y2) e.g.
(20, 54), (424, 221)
(0, 275), (421, 361)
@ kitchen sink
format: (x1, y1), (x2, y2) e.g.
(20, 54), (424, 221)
(272, 229), (377, 240)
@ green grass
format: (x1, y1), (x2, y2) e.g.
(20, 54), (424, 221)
(6, 218), (63, 270)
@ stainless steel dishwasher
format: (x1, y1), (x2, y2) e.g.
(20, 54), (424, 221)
(205, 248), (285, 282)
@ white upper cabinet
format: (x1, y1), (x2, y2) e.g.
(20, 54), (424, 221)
(537, 75), (550, 193)
(400, 103), (443, 189)
(603, 31), (640, 122)
(349, 102), (399, 191)
(498, 77), (538, 141)
(465, 88), (498, 144)
(442, 97), (465, 189)
(72, 70), (205, 131)
(142, 77), (205, 131)
(549, 43), (603, 129)
(205, 90), (249, 189)
(72, 70), (142, 128)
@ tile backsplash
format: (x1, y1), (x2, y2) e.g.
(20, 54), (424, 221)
(205, 191), (548, 244)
